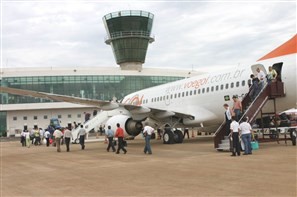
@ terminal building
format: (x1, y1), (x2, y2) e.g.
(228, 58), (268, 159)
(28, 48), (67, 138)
(0, 10), (201, 136)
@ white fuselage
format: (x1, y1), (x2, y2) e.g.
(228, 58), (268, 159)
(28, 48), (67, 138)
(123, 54), (297, 130)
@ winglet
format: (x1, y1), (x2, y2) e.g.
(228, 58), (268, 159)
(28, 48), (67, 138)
(257, 34), (297, 61)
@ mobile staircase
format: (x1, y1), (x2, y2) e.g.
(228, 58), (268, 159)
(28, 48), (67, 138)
(214, 81), (285, 151)
(71, 111), (109, 143)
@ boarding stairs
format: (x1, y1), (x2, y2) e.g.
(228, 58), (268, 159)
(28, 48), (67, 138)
(71, 111), (109, 143)
(214, 81), (285, 151)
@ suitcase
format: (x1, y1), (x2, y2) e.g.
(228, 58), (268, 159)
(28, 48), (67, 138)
(251, 141), (259, 150)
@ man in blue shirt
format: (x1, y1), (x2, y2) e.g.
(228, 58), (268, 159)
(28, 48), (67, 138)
(105, 125), (115, 152)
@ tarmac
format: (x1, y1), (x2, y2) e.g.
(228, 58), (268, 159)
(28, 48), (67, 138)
(1, 136), (296, 197)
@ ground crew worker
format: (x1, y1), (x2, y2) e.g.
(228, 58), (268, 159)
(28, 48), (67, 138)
(115, 123), (127, 154)
(183, 128), (190, 139)
(78, 125), (86, 150)
(230, 116), (241, 156)
(53, 128), (63, 152)
(64, 124), (72, 152)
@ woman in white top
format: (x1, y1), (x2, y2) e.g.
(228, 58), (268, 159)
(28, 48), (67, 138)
(239, 117), (253, 155)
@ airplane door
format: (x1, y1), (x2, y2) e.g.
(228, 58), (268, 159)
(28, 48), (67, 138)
(272, 62), (283, 81)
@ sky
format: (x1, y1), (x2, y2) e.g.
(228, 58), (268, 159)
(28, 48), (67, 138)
(1, 0), (296, 72)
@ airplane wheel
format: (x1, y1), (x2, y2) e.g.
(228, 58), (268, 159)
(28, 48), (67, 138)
(163, 130), (175, 144)
(174, 130), (184, 143)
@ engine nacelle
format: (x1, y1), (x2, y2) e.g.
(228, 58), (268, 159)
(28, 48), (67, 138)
(105, 115), (143, 137)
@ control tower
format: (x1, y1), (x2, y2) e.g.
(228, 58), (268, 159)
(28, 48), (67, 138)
(103, 10), (154, 70)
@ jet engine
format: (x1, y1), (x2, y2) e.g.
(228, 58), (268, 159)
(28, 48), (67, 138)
(105, 115), (143, 137)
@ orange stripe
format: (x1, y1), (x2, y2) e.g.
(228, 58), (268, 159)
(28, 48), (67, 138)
(258, 34), (297, 61)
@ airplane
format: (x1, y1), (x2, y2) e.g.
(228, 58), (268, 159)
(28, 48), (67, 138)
(1, 34), (296, 144)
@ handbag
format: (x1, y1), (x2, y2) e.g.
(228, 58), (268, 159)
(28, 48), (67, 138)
(251, 140), (259, 150)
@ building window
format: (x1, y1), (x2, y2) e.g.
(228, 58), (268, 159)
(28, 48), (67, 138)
(44, 115), (48, 119)
(23, 116), (27, 120)
(68, 114), (72, 118)
(13, 117), (17, 121)
(34, 116), (38, 120)
(58, 115), (62, 119)
(77, 114), (81, 118)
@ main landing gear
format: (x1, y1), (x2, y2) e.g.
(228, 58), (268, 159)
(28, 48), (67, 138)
(163, 127), (184, 144)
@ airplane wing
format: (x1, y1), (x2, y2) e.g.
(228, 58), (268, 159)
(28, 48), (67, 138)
(0, 86), (119, 110)
(0, 86), (193, 119)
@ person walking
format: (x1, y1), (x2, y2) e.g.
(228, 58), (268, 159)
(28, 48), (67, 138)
(223, 103), (232, 135)
(105, 125), (116, 152)
(256, 67), (266, 90)
(239, 117), (253, 155)
(230, 116), (241, 156)
(21, 124), (28, 147)
(44, 130), (51, 147)
(183, 128), (190, 139)
(143, 122), (154, 154)
(267, 66), (278, 84)
(25, 130), (31, 148)
(232, 95), (242, 121)
(64, 125), (72, 152)
(115, 123), (127, 154)
(249, 74), (260, 101)
(78, 125), (86, 150)
(53, 128), (63, 152)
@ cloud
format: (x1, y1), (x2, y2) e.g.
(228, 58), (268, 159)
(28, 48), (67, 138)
(2, 1), (296, 71)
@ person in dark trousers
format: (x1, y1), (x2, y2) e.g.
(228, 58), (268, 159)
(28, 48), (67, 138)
(115, 123), (127, 154)
(21, 124), (28, 147)
(105, 125), (115, 152)
(249, 74), (260, 101)
(223, 103), (232, 135)
(183, 128), (190, 139)
(143, 122), (154, 154)
(230, 116), (241, 156)
(64, 124), (72, 152)
(78, 125), (86, 150)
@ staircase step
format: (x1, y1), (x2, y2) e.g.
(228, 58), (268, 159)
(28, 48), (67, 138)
(221, 139), (230, 144)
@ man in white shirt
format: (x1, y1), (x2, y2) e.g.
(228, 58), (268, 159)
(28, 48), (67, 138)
(53, 128), (63, 152)
(78, 125), (86, 150)
(44, 130), (51, 147)
(230, 116), (240, 156)
(239, 117), (253, 155)
(64, 124), (72, 152)
(256, 67), (266, 90)
(143, 122), (154, 154)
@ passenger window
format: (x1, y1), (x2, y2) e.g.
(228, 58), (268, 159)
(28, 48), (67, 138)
(211, 86), (214, 92)
(160, 97), (162, 101)
(221, 84), (224, 90)
(198, 89), (201, 94)
(242, 80), (245, 86)
(236, 81), (240, 87)
(206, 87), (209, 93)
(163, 96), (166, 100)
(166, 95), (169, 100)
(225, 84), (229, 89)
(157, 97), (159, 102)
(186, 91), (189, 96)
(151, 98), (153, 102)
(174, 94), (177, 98)
(182, 92), (184, 97)
(178, 93), (181, 98)
(171, 94), (173, 99)
(216, 85), (219, 91)
(231, 82), (234, 88)
(194, 90), (197, 95)
(202, 88), (205, 93)
(190, 91), (192, 96)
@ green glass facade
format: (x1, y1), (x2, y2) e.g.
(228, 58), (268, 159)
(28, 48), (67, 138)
(1, 75), (183, 104)
(103, 10), (154, 64)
